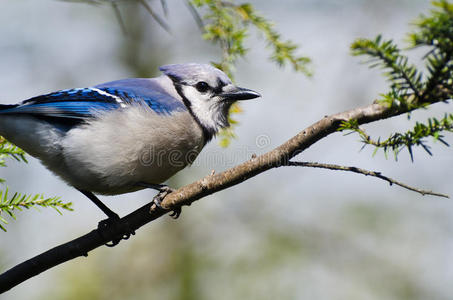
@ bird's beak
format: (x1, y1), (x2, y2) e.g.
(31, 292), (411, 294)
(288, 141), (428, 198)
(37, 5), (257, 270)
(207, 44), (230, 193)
(221, 86), (261, 101)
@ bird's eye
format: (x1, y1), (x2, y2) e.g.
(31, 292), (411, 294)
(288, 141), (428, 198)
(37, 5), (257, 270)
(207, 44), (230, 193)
(195, 81), (210, 93)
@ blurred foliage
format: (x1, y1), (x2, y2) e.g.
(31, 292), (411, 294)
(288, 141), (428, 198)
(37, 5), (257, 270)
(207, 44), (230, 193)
(115, 1), (169, 77)
(341, 0), (452, 160)
(190, 0), (311, 78)
(60, 0), (170, 34)
(0, 138), (71, 231)
(60, 0), (312, 78)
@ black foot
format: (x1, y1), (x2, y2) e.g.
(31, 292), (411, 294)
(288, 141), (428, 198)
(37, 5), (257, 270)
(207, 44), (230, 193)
(137, 183), (182, 219)
(97, 215), (136, 247)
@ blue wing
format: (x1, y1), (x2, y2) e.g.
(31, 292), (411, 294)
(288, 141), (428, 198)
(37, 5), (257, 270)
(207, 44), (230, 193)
(0, 79), (186, 129)
(95, 78), (186, 115)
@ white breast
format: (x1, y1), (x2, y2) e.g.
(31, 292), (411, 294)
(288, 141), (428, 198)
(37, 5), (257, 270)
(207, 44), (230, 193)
(58, 105), (205, 195)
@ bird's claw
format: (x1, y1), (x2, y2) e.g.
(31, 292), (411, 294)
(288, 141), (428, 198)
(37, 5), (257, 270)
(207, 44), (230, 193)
(168, 207), (182, 219)
(151, 186), (182, 219)
(97, 216), (136, 247)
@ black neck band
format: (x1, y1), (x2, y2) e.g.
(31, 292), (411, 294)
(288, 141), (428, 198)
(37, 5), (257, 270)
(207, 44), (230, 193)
(173, 82), (215, 144)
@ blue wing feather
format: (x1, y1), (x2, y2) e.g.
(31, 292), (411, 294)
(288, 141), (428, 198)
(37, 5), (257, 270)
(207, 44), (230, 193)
(0, 79), (186, 126)
(95, 78), (185, 114)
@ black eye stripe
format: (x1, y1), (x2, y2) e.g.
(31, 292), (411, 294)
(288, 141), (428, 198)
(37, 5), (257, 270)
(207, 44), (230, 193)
(194, 80), (228, 94)
(213, 79), (226, 94)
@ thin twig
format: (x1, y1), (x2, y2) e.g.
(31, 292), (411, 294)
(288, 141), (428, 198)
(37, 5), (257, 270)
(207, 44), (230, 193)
(185, 0), (204, 32)
(286, 161), (449, 198)
(111, 2), (127, 34)
(160, 0), (168, 16)
(139, 0), (171, 33)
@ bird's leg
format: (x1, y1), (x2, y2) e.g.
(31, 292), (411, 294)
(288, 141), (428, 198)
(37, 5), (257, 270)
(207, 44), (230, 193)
(136, 182), (181, 219)
(77, 189), (119, 220)
(77, 189), (135, 247)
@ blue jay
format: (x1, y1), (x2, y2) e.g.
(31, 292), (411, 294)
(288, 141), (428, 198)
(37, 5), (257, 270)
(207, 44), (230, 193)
(0, 63), (260, 220)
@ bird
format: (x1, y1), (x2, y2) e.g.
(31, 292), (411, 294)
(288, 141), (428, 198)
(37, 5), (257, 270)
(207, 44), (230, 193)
(0, 63), (261, 221)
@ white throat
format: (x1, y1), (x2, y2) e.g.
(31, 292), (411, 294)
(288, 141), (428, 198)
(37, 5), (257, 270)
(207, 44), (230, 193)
(180, 85), (231, 136)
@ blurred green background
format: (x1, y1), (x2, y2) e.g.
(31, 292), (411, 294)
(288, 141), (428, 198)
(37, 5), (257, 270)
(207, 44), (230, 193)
(1, 0), (452, 299)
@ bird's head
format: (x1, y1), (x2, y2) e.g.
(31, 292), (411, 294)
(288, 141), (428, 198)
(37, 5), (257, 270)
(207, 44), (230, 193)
(160, 63), (260, 140)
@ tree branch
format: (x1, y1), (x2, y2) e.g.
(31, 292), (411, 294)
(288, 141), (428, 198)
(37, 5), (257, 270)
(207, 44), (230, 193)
(0, 100), (447, 293)
(286, 161), (449, 198)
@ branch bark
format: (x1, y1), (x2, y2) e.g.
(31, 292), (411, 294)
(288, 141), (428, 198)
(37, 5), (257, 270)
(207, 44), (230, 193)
(0, 101), (444, 293)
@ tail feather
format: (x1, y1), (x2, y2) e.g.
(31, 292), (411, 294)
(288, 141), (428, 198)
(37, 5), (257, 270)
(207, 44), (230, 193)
(0, 104), (18, 112)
